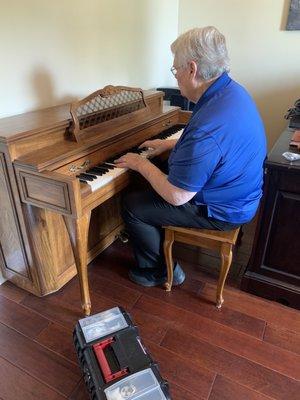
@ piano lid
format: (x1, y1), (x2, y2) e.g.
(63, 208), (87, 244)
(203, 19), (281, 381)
(11, 88), (168, 171)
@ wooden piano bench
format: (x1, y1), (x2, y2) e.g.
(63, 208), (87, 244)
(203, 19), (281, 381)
(163, 226), (240, 309)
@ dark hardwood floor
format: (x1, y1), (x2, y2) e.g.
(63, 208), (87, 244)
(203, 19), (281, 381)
(0, 221), (299, 400)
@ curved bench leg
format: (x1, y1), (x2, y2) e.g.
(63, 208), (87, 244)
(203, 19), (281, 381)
(216, 242), (233, 309)
(163, 229), (174, 291)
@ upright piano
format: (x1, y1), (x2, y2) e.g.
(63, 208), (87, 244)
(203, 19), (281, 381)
(0, 85), (190, 315)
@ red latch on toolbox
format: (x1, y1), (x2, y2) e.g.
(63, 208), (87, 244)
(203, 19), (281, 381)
(93, 337), (128, 383)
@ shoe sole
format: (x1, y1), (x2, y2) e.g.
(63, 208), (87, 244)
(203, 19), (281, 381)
(128, 270), (186, 288)
(128, 270), (164, 287)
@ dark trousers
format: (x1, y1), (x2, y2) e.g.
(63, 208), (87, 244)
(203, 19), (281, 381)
(122, 190), (240, 271)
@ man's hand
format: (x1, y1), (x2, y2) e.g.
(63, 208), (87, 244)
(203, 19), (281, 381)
(114, 153), (150, 172)
(114, 151), (196, 206)
(139, 139), (176, 157)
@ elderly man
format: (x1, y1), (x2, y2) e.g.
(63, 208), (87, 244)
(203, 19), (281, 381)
(114, 26), (266, 287)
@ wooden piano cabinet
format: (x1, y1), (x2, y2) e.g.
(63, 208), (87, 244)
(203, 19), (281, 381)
(0, 188), (123, 298)
(0, 86), (185, 314)
(0, 151), (36, 292)
(241, 129), (300, 309)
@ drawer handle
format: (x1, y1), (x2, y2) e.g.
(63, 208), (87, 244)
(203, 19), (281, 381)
(69, 160), (91, 173)
(78, 160), (91, 169)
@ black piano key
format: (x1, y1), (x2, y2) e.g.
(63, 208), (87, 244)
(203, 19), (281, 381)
(86, 169), (105, 176)
(77, 175), (90, 182)
(101, 162), (116, 169)
(82, 172), (98, 179)
(88, 167), (109, 174)
(105, 164), (115, 169)
(77, 173), (96, 181)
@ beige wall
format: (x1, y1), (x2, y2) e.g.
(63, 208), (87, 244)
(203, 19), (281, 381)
(0, 0), (178, 118)
(179, 0), (300, 148)
(0, 0), (179, 284)
(2, 0), (296, 147)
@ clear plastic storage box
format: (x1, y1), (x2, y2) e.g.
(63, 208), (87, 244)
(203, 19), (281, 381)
(79, 307), (129, 343)
(104, 368), (168, 400)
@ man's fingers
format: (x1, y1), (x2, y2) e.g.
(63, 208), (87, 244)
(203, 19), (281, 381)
(138, 141), (150, 148)
(139, 139), (161, 149)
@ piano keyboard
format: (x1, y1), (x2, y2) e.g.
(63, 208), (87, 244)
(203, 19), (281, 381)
(77, 124), (184, 192)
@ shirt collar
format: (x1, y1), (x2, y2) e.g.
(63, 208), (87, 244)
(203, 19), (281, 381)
(192, 72), (231, 115)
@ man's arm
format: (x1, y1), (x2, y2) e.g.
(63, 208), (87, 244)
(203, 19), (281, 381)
(114, 154), (196, 206)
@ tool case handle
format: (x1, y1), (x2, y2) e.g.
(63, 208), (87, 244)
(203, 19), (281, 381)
(93, 337), (128, 383)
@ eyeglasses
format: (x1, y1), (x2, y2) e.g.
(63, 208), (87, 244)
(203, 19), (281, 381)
(170, 65), (184, 76)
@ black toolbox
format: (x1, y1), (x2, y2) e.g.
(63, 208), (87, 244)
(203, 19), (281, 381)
(73, 306), (171, 400)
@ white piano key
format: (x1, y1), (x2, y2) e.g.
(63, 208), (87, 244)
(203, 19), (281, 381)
(166, 129), (183, 140)
(87, 167), (127, 192)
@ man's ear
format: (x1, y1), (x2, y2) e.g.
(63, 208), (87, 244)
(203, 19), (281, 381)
(189, 61), (198, 78)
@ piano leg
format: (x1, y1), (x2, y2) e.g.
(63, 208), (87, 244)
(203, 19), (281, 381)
(63, 212), (91, 316)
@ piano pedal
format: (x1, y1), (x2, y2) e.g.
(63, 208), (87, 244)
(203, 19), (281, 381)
(117, 231), (129, 243)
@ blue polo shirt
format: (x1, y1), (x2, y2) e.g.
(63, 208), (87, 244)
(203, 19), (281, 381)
(168, 72), (266, 224)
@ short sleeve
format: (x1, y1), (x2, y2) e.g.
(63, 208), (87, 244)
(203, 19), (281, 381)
(167, 130), (222, 192)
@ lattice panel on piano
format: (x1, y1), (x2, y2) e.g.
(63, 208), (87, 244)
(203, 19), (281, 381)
(70, 86), (147, 141)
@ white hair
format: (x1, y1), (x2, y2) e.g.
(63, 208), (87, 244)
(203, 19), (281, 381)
(171, 26), (230, 81)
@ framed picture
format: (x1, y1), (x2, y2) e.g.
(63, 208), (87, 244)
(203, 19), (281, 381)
(286, 0), (300, 30)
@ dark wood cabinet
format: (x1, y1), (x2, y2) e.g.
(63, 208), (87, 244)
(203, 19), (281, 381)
(241, 128), (300, 309)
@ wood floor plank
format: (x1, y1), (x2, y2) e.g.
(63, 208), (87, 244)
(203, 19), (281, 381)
(20, 293), (82, 330)
(0, 356), (66, 400)
(134, 295), (300, 380)
(89, 250), (266, 339)
(201, 283), (300, 334)
(68, 379), (88, 400)
(129, 307), (171, 344)
(20, 285), (119, 330)
(209, 375), (275, 400)
(86, 274), (141, 309)
(53, 279), (121, 314)
(0, 294), (49, 339)
(36, 322), (78, 364)
(145, 340), (215, 399)
(263, 324), (300, 355)
(0, 281), (28, 303)
(65, 274), (141, 311)
(170, 382), (204, 400)
(161, 328), (300, 400)
(0, 322), (80, 397)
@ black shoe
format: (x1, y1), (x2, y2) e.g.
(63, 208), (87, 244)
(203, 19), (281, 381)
(128, 264), (185, 287)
